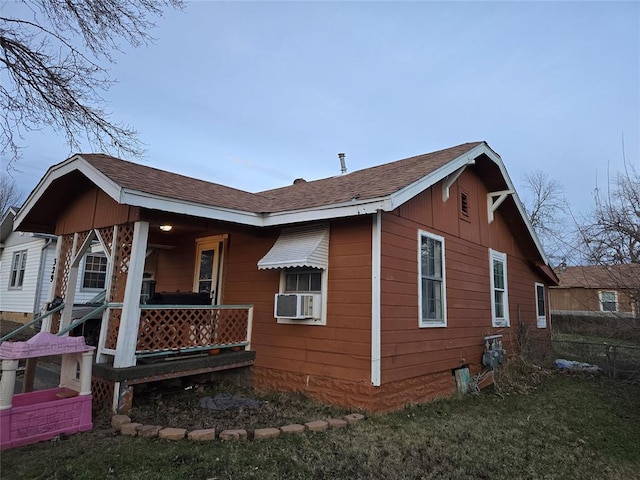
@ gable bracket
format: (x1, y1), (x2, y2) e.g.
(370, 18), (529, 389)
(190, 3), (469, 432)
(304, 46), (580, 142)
(442, 158), (476, 202)
(487, 190), (514, 223)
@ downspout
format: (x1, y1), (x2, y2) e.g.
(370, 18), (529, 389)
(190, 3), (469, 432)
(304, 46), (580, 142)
(371, 210), (382, 387)
(32, 238), (54, 319)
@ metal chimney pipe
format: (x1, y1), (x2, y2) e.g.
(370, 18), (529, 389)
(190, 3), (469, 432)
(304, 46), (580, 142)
(338, 153), (347, 175)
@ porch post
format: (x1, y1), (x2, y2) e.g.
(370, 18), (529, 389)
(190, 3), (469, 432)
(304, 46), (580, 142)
(60, 233), (80, 331)
(41, 235), (63, 333)
(113, 221), (149, 368)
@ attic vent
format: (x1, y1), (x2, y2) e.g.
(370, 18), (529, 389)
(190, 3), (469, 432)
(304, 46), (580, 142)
(293, 178), (307, 185)
(460, 191), (469, 217)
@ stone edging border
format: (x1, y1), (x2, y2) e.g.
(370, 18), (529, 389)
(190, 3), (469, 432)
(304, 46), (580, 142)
(111, 413), (366, 442)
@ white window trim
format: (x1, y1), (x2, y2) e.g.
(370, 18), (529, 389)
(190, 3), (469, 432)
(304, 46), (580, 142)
(276, 268), (328, 325)
(535, 282), (547, 328)
(599, 290), (618, 312)
(418, 230), (447, 328)
(489, 249), (509, 327)
(9, 250), (27, 289)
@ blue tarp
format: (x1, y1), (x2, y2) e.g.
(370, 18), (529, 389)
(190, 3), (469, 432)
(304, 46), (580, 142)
(554, 359), (602, 374)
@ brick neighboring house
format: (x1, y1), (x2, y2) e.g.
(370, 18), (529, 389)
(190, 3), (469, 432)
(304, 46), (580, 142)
(14, 141), (557, 412)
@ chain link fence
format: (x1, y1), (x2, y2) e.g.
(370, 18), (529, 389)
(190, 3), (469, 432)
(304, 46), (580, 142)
(526, 336), (640, 382)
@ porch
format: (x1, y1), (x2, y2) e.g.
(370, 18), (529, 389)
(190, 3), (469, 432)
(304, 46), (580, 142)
(44, 221), (256, 413)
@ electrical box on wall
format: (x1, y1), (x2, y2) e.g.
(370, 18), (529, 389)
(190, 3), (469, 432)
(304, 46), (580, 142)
(482, 334), (506, 368)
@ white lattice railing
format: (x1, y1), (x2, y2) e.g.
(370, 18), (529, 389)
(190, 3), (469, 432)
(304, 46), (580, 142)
(134, 305), (253, 358)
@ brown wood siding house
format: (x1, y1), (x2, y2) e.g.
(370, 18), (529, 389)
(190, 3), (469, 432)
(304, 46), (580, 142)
(551, 265), (639, 316)
(14, 141), (556, 412)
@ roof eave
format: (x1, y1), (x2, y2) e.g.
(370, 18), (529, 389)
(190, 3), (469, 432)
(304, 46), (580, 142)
(388, 143), (484, 211)
(261, 144), (487, 226)
(478, 145), (552, 268)
(119, 189), (264, 227)
(260, 198), (392, 226)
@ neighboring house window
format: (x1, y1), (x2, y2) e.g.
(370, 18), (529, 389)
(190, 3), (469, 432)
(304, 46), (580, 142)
(9, 250), (27, 289)
(419, 230), (446, 327)
(599, 291), (618, 312)
(82, 254), (107, 289)
(489, 249), (509, 327)
(535, 283), (547, 328)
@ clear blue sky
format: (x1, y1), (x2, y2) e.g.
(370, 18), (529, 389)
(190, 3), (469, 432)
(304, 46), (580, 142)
(5, 1), (640, 215)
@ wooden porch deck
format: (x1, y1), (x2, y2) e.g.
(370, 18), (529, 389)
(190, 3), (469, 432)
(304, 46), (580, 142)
(92, 349), (256, 413)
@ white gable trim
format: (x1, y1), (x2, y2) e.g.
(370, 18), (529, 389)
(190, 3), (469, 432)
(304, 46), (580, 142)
(15, 155), (121, 230)
(478, 147), (549, 266)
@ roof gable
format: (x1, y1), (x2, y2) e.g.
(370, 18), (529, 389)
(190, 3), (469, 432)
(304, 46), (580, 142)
(1, 207), (19, 243)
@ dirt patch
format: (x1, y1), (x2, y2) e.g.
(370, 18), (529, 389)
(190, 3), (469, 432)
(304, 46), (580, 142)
(1, 321), (355, 433)
(106, 377), (355, 433)
(0, 319), (37, 342)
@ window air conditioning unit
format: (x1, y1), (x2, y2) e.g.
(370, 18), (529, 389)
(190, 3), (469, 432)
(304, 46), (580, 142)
(274, 293), (321, 320)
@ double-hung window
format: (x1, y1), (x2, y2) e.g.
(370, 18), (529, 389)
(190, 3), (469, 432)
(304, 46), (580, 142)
(9, 250), (27, 289)
(419, 231), (446, 327)
(490, 249), (509, 327)
(599, 291), (617, 312)
(535, 283), (547, 328)
(284, 268), (322, 294)
(82, 254), (107, 289)
(276, 267), (327, 325)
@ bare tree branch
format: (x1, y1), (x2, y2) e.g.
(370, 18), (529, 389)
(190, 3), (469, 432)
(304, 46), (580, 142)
(582, 165), (640, 265)
(0, 174), (24, 215)
(0, 0), (183, 168)
(520, 170), (573, 266)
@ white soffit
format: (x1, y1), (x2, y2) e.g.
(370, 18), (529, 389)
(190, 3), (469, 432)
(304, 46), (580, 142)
(258, 225), (329, 270)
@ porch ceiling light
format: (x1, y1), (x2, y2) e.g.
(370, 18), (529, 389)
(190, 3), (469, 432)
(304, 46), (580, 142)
(159, 224), (173, 232)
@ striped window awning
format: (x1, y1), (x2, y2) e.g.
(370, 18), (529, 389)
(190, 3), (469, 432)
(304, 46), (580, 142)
(257, 225), (329, 270)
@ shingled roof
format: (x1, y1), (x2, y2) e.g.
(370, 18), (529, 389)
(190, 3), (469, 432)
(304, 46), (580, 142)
(15, 140), (557, 273)
(555, 265), (640, 289)
(80, 142), (483, 214)
(259, 142), (483, 212)
(81, 154), (271, 213)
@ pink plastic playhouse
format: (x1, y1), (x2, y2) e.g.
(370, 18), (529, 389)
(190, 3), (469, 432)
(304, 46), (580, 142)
(0, 332), (95, 450)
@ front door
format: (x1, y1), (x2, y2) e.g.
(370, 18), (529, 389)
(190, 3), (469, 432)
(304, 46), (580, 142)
(194, 235), (226, 304)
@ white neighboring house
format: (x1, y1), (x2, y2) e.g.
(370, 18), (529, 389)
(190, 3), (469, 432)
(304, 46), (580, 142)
(1, 207), (105, 325)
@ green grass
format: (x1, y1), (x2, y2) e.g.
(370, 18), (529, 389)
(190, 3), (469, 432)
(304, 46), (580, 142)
(2, 374), (640, 480)
(553, 333), (640, 347)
